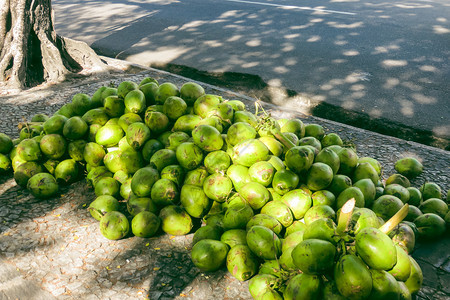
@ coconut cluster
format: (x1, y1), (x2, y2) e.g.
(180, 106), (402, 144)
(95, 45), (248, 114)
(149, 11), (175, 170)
(0, 77), (449, 299)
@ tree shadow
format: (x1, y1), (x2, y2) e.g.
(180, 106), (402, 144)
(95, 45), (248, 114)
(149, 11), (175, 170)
(52, 0), (450, 149)
(0, 257), (57, 300)
(0, 175), (76, 235)
(88, 236), (202, 299)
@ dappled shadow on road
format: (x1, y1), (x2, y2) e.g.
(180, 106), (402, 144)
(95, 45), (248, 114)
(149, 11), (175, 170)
(53, 0), (450, 149)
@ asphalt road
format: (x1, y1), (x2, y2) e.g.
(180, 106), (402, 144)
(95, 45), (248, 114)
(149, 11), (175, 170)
(52, 0), (450, 148)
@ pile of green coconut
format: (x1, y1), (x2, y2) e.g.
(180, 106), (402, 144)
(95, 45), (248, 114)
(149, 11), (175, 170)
(0, 77), (448, 299)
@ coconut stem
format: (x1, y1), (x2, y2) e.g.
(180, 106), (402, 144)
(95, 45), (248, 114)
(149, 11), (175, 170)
(273, 132), (297, 150)
(254, 101), (261, 116)
(254, 101), (297, 150)
(379, 204), (409, 235)
(336, 198), (356, 235)
(340, 239), (347, 256)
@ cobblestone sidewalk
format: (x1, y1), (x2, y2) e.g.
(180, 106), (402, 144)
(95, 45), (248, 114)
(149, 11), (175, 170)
(0, 61), (449, 299)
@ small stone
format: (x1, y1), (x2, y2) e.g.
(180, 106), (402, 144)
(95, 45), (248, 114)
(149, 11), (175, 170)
(148, 290), (163, 299)
(440, 259), (450, 273)
(417, 260), (439, 289)
(438, 271), (450, 294)
(50, 287), (66, 297)
(65, 281), (83, 292)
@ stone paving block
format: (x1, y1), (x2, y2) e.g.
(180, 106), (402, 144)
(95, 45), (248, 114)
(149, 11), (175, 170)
(417, 260), (440, 289)
(414, 237), (450, 268)
(0, 259), (57, 300)
(441, 259), (450, 273)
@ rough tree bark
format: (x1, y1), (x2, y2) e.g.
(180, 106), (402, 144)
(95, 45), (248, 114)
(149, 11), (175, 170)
(0, 0), (110, 90)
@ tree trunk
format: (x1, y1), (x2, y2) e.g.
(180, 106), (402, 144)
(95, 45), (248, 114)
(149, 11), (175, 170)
(0, 0), (110, 90)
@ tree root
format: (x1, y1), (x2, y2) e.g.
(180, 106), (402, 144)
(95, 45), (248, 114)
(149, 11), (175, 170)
(0, 0), (112, 91)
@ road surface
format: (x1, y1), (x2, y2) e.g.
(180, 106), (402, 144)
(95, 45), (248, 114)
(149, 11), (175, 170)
(52, 0), (450, 148)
